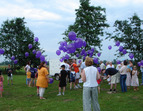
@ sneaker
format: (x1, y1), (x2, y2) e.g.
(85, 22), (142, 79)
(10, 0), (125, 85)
(62, 92), (64, 95)
(57, 93), (61, 96)
(113, 89), (116, 93)
(74, 85), (78, 89)
(37, 94), (39, 96)
(77, 84), (82, 88)
(70, 87), (72, 90)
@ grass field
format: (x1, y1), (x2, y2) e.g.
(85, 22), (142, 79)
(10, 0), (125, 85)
(0, 75), (143, 111)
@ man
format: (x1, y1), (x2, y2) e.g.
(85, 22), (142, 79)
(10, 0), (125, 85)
(72, 59), (82, 89)
(102, 68), (120, 93)
(100, 61), (105, 70)
(7, 64), (13, 85)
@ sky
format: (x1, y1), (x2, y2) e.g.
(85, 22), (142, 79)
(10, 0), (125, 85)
(0, 0), (143, 62)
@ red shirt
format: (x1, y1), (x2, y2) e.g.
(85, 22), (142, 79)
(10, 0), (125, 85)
(72, 63), (79, 73)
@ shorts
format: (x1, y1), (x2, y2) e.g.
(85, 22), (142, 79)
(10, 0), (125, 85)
(31, 74), (35, 78)
(27, 78), (31, 83)
(75, 73), (80, 79)
(7, 76), (13, 80)
(59, 80), (66, 87)
(70, 77), (75, 82)
(111, 72), (120, 84)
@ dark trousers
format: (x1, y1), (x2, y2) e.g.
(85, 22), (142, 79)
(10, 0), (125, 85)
(120, 75), (127, 92)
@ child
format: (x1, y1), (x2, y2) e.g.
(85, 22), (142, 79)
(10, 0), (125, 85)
(35, 70), (39, 96)
(57, 65), (67, 96)
(126, 68), (131, 89)
(30, 65), (36, 87)
(26, 69), (31, 87)
(0, 70), (4, 97)
(97, 78), (101, 93)
(131, 66), (139, 91)
(70, 67), (76, 90)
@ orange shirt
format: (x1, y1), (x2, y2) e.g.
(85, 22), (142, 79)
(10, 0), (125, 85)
(36, 67), (49, 88)
(27, 71), (31, 79)
(72, 63), (79, 73)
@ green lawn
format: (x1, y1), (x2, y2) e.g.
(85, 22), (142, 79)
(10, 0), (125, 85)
(0, 75), (143, 111)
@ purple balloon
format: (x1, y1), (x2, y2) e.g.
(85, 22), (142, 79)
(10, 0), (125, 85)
(138, 62), (141, 66)
(122, 49), (127, 54)
(28, 44), (32, 49)
(108, 45), (112, 50)
(60, 58), (63, 62)
(68, 31), (77, 41)
(40, 55), (45, 62)
(49, 78), (54, 84)
(56, 50), (61, 56)
(65, 54), (69, 59)
(11, 56), (15, 60)
(129, 53), (134, 59)
(91, 48), (94, 52)
(32, 50), (36, 54)
(115, 41), (120, 46)
(83, 41), (86, 47)
(36, 51), (42, 58)
(14, 60), (18, 64)
(119, 46), (123, 52)
(34, 37), (39, 42)
(25, 52), (29, 57)
(97, 53), (101, 57)
(0, 49), (5, 54)
(141, 60), (143, 65)
(76, 54), (80, 57)
(116, 60), (121, 64)
(78, 60), (81, 63)
(93, 57), (98, 64)
(75, 38), (83, 48)
(97, 67), (101, 73)
(83, 56), (86, 60)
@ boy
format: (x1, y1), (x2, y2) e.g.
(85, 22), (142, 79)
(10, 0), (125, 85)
(57, 65), (67, 96)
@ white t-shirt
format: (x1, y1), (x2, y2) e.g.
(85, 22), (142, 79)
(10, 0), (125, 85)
(83, 66), (98, 87)
(106, 64), (114, 69)
(80, 62), (86, 70)
(116, 64), (121, 71)
(60, 62), (70, 71)
(25, 65), (30, 72)
(100, 63), (105, 70)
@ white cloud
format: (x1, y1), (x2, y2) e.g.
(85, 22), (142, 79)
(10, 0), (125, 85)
(0, 1), (61, 21)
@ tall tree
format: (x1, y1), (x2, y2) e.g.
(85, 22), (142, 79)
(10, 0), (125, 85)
(62, 0), (109, 57)
(107, 14), (143, 62)
(0, 17), (43, 69)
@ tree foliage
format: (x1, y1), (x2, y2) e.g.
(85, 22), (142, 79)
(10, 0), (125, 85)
(62, 0), (109, 57)
(107, 14), (143, 62)
(0, 18), (42, 69)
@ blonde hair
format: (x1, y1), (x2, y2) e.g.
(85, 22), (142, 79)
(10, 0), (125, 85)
(85, 56), (93, 66)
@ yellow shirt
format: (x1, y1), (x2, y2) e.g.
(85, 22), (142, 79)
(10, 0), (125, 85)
(36, 67), (49, 88)
(27, 71), (31, 78)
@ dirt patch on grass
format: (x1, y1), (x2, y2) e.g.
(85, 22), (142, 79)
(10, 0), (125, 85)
(63, 99), (74, 102)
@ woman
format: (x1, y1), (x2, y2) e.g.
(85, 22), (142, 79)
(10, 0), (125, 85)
(36, 62), (49, 99)
(119, 60), (128, 92)
(81, 56), (100, 111)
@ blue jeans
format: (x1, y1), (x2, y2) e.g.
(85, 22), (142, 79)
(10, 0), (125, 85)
(142, 72), (143, 84)
(120, 75), (127, 92)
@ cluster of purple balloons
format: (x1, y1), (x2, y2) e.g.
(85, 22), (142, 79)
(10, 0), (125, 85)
(10, 56), (18, 64)
(0, 49), (5, 55)
(138, 60), (143, 66)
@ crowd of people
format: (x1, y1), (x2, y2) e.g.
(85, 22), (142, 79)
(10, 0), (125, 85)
(0, 57), (143, 111)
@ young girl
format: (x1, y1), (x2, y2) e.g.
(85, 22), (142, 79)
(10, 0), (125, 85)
(126, 68), (131, 89)
(26, 69), (31, 87)
(131, 66), (139, 91)
(70, 67), (76, 90)
(0, 71), (4, 97)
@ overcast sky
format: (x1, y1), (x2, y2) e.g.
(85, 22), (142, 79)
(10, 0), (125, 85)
(0, 0), (143, 62)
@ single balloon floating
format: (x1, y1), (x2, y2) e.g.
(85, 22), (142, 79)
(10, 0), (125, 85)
(56, 50), (61, 56)
(97, 67), (101, 73)
(97, 53), (101, 57)
(115, 41), (120, 46)
(78, 60), (81, 63)
(11, 56), (15, 60)
(116, 60), (121, 64)
(141, 60), (143, 66)
(32, 50), (36, 54)
(25, 52), (29, 57)
(93, 57), (98, 64)
(40, 55), (45, 62)
(14, 60), (18, 64)
(28, 44), (32, 49)
(129, 53), (134, 59)
(138, 62), (141, 66)
(49, 78), (54, 84)
(108, 45), (112, 50)
(68, 31), (77, 41)
(0, 48), (5, 54)
(34, 37), (39, 42)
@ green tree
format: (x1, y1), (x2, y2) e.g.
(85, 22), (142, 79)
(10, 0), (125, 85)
(62, 0), (109, 58)
(107, 14), (143, 62)
(0, 17), (43, 69)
